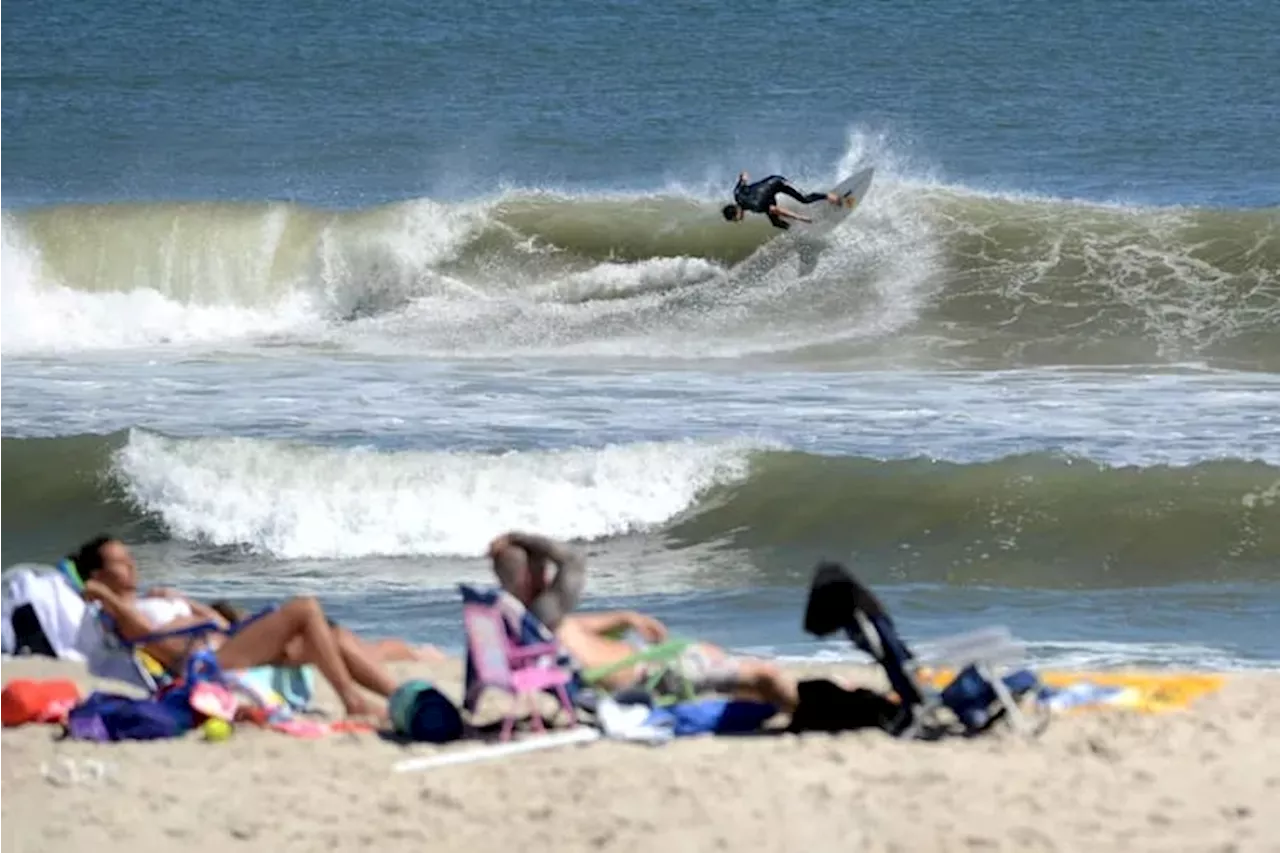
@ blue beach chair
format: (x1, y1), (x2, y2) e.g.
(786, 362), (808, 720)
(55, 559), (314, 709)
(802, 561), (1046, 738)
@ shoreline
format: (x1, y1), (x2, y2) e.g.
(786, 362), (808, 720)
(3, 655), (1277, 852)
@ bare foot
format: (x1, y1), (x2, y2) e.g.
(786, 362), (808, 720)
(339, 688), (383, 721)
(827, 192), (840, 204)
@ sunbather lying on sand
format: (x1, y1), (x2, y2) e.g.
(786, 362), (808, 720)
(67, 535), (398, 719)
(488, 531), (799, 712)
(558, 610), (800, 711)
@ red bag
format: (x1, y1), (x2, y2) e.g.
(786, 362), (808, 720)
(1, 679), (81, 726)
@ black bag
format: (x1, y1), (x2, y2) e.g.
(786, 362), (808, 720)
(786, 678), (901, 734)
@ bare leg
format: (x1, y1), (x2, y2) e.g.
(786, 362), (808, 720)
(365, 638), (447, 663)
(333, 630), (399, 697)
(215, 597), (375, 717)
(277, 626), (400, 699)
(731, 660), (800, 713)
(685, 643), (800, 713)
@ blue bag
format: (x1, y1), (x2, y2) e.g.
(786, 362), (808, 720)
(65, 692), (195, 742)
(646, 698), (775, 737)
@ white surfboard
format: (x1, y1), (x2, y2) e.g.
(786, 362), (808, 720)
(805, 166), (875, 233)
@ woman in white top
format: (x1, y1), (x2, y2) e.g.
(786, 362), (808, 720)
(70, 535), (394, 719)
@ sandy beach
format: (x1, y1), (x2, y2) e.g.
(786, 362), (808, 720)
(2, 656), (1276, 853)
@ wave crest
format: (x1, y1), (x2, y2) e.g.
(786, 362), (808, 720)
(3, 178), (1276, 367)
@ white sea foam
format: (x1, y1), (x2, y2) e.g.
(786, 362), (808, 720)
(112, 429), (758, 559)
(0, 130), (939, 359)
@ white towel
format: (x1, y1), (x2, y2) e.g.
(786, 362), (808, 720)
(593, 696), (673, 745)
(2, 565), (89, 660)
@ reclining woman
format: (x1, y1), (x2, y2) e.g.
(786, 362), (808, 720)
(69, 535), (399, 719)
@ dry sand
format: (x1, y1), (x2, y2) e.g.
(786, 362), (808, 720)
(2, 655), (1277, 853)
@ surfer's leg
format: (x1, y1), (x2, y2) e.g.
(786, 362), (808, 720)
(776, 184), (830, 205)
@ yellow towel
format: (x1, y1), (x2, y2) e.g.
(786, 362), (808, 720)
(919, 668), (1226, 713)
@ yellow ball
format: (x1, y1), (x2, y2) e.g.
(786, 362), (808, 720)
(202, 718), (233, 742)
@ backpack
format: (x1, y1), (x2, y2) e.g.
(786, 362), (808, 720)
(388, 680), (463, 743)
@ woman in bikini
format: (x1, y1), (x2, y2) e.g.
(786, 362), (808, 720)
(68, 535), (403, 718)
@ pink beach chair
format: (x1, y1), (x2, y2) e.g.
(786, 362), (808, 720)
(461, 586), (577, 742)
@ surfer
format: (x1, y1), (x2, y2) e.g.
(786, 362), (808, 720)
(721, 172), (840, 229)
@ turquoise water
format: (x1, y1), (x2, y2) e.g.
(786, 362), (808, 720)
(3, 0), (1278, 667)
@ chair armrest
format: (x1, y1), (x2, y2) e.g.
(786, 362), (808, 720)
(580, 639), (691, 682)
(507, 642), (561, 662)
(128, 619), (225, 648)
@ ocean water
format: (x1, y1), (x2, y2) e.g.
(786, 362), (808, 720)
(3, 0), (1278, 669)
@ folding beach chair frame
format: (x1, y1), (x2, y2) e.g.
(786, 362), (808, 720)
(808, 563), (1045, 739)
(79, 604), (219, 693)
(887, 621), (1040, 739)
(88, 603), (313, 708)
(459, 584), (578, 741)
(456, 583), (705, 712)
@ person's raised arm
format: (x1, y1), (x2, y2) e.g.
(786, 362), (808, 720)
(493, 531), (587, 628)
(83, 581), (157, 642)
(504, 532), (583, 570)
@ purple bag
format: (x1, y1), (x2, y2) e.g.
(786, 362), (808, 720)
(65, 692), (194, 742)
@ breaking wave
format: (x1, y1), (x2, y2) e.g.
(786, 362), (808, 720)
(4, 431), (1276, 584)
(0, 430), (755, 561)
(3, 165), (1276, 367)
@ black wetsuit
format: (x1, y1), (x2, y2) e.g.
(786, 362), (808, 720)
(734, 175), (828, 229)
